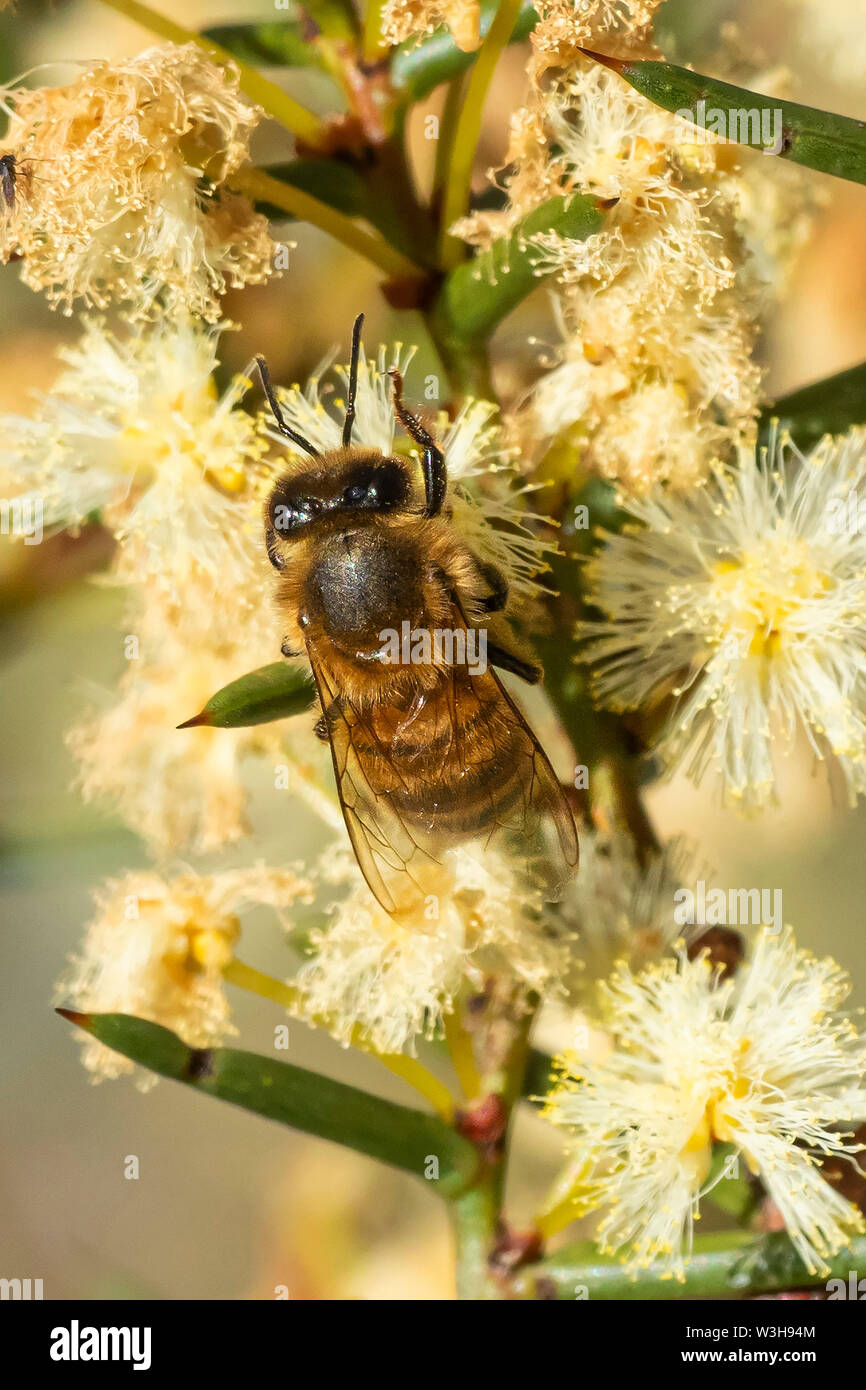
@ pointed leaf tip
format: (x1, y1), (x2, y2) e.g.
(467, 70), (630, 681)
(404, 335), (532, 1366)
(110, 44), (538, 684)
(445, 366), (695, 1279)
(175, 661), (316, 729)
(56, 1007), (92, 1028)
(577, 47), (627, 73)
(176, 711), (212, 730)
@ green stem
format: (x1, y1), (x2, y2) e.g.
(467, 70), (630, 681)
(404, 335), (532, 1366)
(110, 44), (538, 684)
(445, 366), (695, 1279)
(229, 165), (428, 282)
(450, 1005), (535, 1297)
(223, 958), (299, 1010)
(94, 0), (325, 144)
(522, 1046), (556, 1100)
(437, 0), (524, 268)
(496, 1007), (533, 1120)
(432, 75), (466, 202)
(607, 752), (661, 863)
(444, 1011), (483, 1099)
(450, 1180), (503, 1299)
(367, 126), (439, 267)
(513, 1231), (866, 1301)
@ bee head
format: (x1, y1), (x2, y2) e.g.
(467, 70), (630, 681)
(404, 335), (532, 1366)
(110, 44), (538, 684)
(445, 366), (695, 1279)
(259, 312), (446, 576)
(265, 451), (412, 569)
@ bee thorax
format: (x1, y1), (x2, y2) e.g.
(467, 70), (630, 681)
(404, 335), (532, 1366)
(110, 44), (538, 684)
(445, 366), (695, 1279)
(308, 529), (424, 649)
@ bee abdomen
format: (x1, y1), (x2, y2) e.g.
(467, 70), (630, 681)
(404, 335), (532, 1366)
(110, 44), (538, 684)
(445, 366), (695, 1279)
(387, 740), (527, 838)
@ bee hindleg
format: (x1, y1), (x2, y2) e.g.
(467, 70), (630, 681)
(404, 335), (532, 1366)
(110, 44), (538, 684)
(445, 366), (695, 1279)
(313, 713), (329, 742)
(314, 697), (342, 741)
(487, 643), (542, 685)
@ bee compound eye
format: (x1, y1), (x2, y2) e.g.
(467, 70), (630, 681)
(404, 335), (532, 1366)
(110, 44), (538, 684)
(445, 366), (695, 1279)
(271, 501), (294, 534)
(371, 463), (407, 508)
(341, 461), (407, 513)
(271, 496), (321, 533)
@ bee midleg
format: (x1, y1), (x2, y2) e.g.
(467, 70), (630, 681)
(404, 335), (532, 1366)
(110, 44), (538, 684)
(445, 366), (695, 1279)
(486, 644), (542, 685)
(450, 581), (541, 685)
(475, 560), (509, 614)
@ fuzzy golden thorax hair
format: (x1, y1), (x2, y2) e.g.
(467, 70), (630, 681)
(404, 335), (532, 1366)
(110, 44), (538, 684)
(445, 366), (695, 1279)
(266, 448), (503, 707)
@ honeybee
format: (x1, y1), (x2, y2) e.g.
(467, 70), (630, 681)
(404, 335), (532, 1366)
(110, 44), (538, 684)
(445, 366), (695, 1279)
(257, 315), (578, 914)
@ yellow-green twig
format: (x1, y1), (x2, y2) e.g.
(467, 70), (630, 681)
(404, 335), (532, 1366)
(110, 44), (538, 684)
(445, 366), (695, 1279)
(444, 1011), (483, 1100)
(94, 0), (325, 145)
(224, 957), (455, 1120)
(230, 164), (427, 282)
(223, 957), (300, 1011)
(533, 1151), (595, 1239)
(377, 1054), (455, 1121)
(363, 0), (390, 63)
(534, 1194), (582, 1240)
(436, 0), (523, 268)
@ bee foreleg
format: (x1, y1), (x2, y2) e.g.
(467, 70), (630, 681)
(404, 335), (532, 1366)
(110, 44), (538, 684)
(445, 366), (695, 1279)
(281, 638), (301, 658)
(388, 368), (447, 516)
(266, 520), (288, 571)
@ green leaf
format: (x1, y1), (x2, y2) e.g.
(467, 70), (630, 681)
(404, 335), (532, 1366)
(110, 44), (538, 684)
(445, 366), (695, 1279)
(177, 662), (315, 729)
(256, 159), (370, 220)
(761, 360), (866, 450)
(392, 0), (538, 103)
(581, 49), (866, 185)
(202, 3), (358, 64)
(430, 193), (605, 384)
(255, 158), (432, 263)
(522, 1046), (556, 1101)
(57, 1011), (480, 1197)
(201, 21), (328, 71)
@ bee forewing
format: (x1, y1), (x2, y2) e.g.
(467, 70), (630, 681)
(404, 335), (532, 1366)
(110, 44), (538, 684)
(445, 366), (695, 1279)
(302, 609), (578, 915)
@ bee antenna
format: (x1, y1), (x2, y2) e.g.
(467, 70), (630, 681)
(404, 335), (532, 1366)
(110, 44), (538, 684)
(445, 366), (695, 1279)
(342, 312), (364, 448)
(255, 355), (319, 458)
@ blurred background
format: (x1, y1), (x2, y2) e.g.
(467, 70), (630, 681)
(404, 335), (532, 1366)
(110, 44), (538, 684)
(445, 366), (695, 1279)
(1, 0), (865, 1300)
